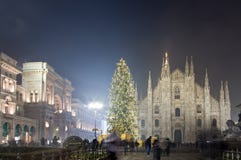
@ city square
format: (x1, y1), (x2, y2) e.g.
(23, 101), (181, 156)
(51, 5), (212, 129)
(0, 1), (241, 160)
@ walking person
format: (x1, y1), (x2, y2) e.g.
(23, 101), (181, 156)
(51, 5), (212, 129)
(153, 139), (162, 160)
(165, 138), (170, 156)
(145, 136), (152, 156)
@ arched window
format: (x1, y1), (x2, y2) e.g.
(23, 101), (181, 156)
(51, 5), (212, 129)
(155, 119), (159, 127)
(174, 86), (180, 99)
(175, 108), (180, 117)
(30, 92), (33, 102)
(154, 105), (159, 114)
(197, 105), (202, 113)
(141, 135), (146, 141)
(34, 91), (38, 102)
(15, 124), (22, 137)
(141, 120), (145, 128)
(197, 119), (202, 127)
(30, 126), (35, 136)
(212, 119), (217, 127)
(2, 122), (10, 137)
(9, 80), (14, 92)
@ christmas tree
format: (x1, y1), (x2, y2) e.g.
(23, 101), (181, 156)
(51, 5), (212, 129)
(108, 58), (137, 139)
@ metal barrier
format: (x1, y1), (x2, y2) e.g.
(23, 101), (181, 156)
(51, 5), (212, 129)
(222, 149), (241, 160)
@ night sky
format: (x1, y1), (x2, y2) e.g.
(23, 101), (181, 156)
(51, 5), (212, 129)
(0, 1), (241, 120)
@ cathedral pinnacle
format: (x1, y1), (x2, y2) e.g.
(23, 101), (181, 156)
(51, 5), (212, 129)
(185, 56), (189, 76)
(190, 56), (194, 75)
(148, 70), (152, 90)
(161, 52), (170, 79)
(164, 52), (169, 66)
(220, 81), (224, 101)
(205, 68), (209, 88)
(224, 81), (230, 104)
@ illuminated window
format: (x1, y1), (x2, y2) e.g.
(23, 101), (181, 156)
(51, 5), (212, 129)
(5, 106), (8, 114)
(197, 119), (202, 127)
(16, 106), (20, 115)
(212, 119), (217, 127)
(197, 105), (202, 113)
(3, 78), (7, 90)
(9, 80), (14, 92)
(174, 87), (180, 99)
(155, 119), (159, 127)
(45, 121), (49, 128)
(141, 120), (145, 128)
(175, 108), (180, 117)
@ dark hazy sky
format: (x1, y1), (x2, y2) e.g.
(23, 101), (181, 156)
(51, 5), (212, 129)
(0, 1), (241, 119)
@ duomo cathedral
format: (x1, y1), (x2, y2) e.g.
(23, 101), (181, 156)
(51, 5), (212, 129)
(138, 53), (231, 143)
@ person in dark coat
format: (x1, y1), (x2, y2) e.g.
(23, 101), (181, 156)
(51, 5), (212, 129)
(152, 139), (162, 160)
(145, 136), (152, 156)
(165, 138), (170, 156)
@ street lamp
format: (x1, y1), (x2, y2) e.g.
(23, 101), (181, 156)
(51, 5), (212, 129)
(88, 102), (103, 139)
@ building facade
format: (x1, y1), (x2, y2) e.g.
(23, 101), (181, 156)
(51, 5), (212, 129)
(138, 53), (231, 143)
(0, 52), (105, 145)
(0, 52), (38, 144)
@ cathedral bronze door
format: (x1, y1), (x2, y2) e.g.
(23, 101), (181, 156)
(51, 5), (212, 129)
(174, 130), (182, 144)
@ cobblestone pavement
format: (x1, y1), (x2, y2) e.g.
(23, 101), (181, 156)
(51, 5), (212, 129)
(117, 151), (208, 160)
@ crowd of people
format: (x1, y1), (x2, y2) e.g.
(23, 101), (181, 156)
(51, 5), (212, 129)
(39, 133), (172, 160)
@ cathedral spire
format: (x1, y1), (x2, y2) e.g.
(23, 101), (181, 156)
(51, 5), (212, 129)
(190, 56), (194, 76)
(224, 81), (230, 105)
(204, 68), (209, 88)
(185, 56), (189, 76)
(148, 70), (152, 92)
(164, 52), (169, 66)
(220, 81), (224, 101)
(161, 52), (170, 79)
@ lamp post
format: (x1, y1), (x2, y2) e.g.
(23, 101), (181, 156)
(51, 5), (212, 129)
(88, 102), (103, 139)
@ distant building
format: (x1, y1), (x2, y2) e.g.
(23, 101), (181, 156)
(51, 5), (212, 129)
(72, 98), (103, 140)
(138, 53), (231, 143)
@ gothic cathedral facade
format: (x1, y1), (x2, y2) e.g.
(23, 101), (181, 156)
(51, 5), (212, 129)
(138, 53), (231, 143)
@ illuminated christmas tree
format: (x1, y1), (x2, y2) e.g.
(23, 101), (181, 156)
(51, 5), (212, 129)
(108, 58), (137, 139)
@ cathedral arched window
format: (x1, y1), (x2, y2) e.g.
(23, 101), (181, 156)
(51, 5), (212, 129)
(155, 119), (159, 127)
(141, 120), (145, 128)
(34, 91), (38, 102)
(175, 108), (180, 117)
(212, 119), (217, 128)
(154, 105), (159, 114)
(141, 135), (146, 141)
(197, 119), (202, 127)
(197, 105), (202, 113)
(30, 91), (34, 102)
(174, 86), (180, 99)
